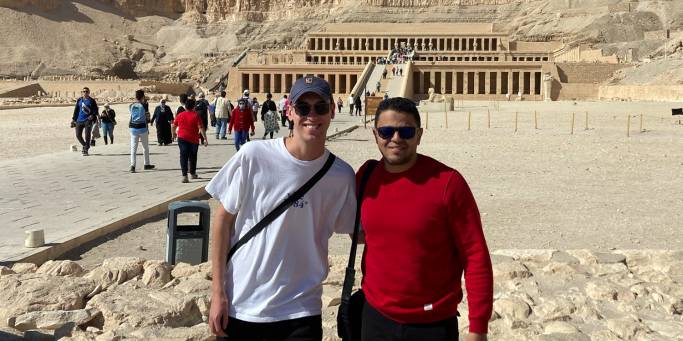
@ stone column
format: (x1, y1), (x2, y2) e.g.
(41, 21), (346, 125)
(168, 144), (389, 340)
(259, 74), (264, 93)
(441, 71), (447, 94)
(518, 71), (524, 96)
(508, 71), (514, 96)
(543, 73), (552, 101)
(474, 71), (480, 95)
(530, 72), (536, 97)
(463, 71), (469, 95)
(496, 71), (502, 95)
(484, 71), (490, 94)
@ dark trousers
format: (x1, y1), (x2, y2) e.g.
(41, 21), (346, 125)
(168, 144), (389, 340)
(217, 315), (322, 341)
(281, 111), (288, 126)
(75, 121), (92, 152)
(361, 302), (458, 341)
(177, 138), (198, 176)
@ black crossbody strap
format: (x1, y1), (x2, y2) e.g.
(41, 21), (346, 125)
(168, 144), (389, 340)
(340, 160), (378, 303)
(227, 152), (336, 263)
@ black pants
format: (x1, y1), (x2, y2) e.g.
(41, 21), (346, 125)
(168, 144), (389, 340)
(281, 111), (288, 126)
(178, 138), (198, 176)
(217, 315), (322, 341)
(75, 121), (92, 152)
(361, 302), (458, 341)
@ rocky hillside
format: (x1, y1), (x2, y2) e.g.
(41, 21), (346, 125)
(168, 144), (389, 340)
(0, 0), (681, 85)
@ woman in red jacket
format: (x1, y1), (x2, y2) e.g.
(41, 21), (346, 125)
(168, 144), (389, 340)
(172, 98), (208, 183)
(228, 98), (255, 151)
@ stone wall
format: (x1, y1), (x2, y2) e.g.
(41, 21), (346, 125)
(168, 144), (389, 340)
(554, 83), (599, 101)
(556, 63), (630, 84)
(599, 85), (683, 102)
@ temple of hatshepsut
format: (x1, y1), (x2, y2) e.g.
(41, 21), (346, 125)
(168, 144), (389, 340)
(226, 23), (629, 103)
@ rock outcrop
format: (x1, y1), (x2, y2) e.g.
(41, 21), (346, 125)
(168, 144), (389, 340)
(1, 252), (682, 339)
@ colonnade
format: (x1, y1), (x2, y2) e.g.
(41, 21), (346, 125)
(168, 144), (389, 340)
(241, 72), (359, 94)
(412, 70), (543, 96)
(308, 36), (501, 52)
(306, 55), (375, 65)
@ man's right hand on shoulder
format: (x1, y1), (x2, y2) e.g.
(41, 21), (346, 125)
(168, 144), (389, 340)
(208, 292), (229, 336)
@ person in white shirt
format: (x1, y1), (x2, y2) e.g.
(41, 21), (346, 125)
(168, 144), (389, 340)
(207, 76), (356, 341)
(213, 91), (230, 140)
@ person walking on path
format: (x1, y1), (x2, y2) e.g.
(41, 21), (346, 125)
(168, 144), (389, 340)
(206, 75), (356, 340)
(251, 97), (260, 122)
(260, 93), (279, 139)
(348, 94), (355, 115)
(71, 87), (98, 156)
(151, 99), (174, 146)
(213, 91), (231, 140)
(278, 94), (289, 127)
(354, 95), (362, 116)
(376, 80), (381, 93)
(172, 98), (208, 183)
(176, 94), (188, 118)
(99, 103), (116, 145)
(196, 93), (210, 145)
(356, 97), (493, 341)
(228, 98), (255, 151)
(382, 69), (387, 79)
(128, 89), (155, 173)
(336, 97), (344, 113)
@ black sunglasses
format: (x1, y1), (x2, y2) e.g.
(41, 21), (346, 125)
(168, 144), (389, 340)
(294, 102), (330, 116)
(376, 126), (417, 140)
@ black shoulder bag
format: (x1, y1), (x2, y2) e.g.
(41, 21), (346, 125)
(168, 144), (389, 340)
(226, 152), (336, 263)
(337, 160), (378, 341)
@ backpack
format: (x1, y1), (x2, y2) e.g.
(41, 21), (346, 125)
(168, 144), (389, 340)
(196, 99), (208, 114)
(129, 102), (147, 129)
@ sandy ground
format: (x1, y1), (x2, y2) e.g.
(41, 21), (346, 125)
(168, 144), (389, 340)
(32, 99), (682, 268)
(0, 102), (170, 161)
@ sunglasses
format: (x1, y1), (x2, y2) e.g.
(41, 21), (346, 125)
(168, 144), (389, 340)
(294, 102), (330, 116)
(376, 126), (417, 140)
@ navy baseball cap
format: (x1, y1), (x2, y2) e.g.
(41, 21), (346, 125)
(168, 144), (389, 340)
(289, 75), (332, 104)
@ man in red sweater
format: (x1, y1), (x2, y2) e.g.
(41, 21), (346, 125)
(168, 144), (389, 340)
(357, 97), (493, 341)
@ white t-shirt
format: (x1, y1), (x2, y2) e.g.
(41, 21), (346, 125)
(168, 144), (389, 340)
(205, 138), (357, 322)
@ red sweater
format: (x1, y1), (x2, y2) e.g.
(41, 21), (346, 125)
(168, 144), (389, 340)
(228, 107), (255, 132)
(357, 155), (493, 334)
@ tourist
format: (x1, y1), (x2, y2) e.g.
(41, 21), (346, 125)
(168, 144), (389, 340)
(151, 99), (174, 146)
(228, 98), (255, 151)
(214, 91), (230, 140)
(129, 89), (155, 173)
(357, 97), (492, 341)
(376, 80), (381, 93)
(348, 94), (355, 115)
(172, 98), (208, 183)
(382, 69), (388, 79)
(399, 67), (403, 76)
(70, 87), (98, 156)
(251, 97), (260, 122)
(383, 92), (389, 100)
(354, 95), (362, 116)
(176, 93), (188, 117)
(196, 93), (210, 145)
(99, 103), (116, 145)
(260, 92), (279, 139)
(391, 65), (396, 76)
(336, 97), (344, 113)
(279, 94), (289, 127)
(206, 75), (356, 340)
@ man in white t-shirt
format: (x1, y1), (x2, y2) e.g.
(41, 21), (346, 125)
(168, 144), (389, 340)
(206, 75), (356, 340)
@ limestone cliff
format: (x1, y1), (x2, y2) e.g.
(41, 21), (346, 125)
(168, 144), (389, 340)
(0, 0), (60, 10)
